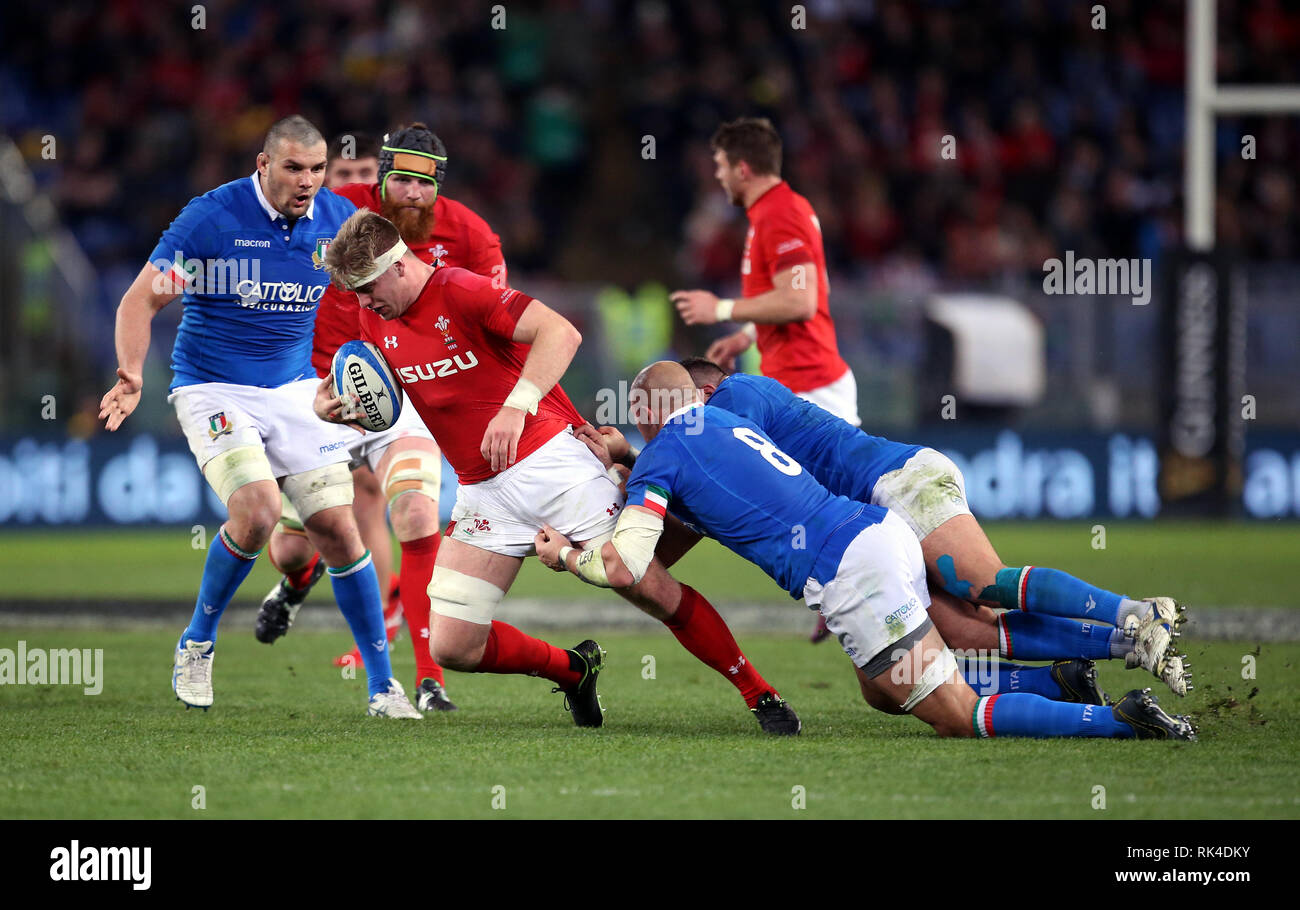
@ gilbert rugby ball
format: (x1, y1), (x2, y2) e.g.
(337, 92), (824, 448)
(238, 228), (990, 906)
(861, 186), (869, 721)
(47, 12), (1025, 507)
(332, 340), (403, 431)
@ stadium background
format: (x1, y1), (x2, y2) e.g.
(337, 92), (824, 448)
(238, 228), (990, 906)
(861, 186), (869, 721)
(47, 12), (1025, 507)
(1, 0), (1298, 823)
(2, 0), (1299, 531)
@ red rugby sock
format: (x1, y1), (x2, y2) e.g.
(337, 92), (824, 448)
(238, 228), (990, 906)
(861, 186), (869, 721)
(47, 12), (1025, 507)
(477, 621), (581, 688)
(285, 552), (321, 591)
(398, 534), (444, 687)
(664, 584), (773, 708)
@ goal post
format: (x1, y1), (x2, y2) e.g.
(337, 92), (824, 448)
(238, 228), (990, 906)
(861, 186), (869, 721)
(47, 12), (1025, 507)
(1161, 0), (1300, 515)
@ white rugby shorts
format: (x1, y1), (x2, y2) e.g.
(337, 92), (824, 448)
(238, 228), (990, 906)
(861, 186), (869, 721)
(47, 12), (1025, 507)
(870, 447), (974, 540)
(170, 378), (354, 478)
(447, 428), (622, 557)
(803, 510), (932, 673)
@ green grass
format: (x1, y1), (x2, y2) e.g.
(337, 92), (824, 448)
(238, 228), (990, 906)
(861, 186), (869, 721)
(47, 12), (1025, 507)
(2, 520), (1297, 606)
(1, 627), (1296, 818)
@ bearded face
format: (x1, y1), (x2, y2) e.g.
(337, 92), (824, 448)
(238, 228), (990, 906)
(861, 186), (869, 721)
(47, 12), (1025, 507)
(380, 174), (439, 243)
(383, 197), (436, 243)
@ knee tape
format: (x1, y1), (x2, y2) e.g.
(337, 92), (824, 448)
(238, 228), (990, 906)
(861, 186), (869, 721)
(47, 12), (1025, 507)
(281, 462), (354, 524)
(428, 566), (505, 625)
(203, 445), (276, 505)
(901, 646), (957, 713)
(277, 491), (307, 534)
(382, 449), (441, 508)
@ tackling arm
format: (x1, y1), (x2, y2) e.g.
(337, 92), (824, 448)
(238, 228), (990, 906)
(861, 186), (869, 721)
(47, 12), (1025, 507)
(559, 505), (665, 589)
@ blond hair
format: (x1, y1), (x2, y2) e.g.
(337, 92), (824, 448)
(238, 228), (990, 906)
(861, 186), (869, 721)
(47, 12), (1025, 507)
(324, 208), (402, 289)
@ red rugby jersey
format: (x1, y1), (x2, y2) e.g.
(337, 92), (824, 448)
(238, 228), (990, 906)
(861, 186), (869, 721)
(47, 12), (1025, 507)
(740, 180), (849, 393)
(360, 267), (585, 485)
(311, 183), (506, 377)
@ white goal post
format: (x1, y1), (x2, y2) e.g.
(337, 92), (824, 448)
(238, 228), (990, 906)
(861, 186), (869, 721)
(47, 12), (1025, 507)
(1185, 0), (1300, 250)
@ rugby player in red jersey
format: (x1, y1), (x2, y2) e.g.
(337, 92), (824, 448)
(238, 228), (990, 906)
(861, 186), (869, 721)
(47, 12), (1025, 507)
(257, 124), (505, 712)
(313, 209), (801, 733)
(673, 117), (859, 643)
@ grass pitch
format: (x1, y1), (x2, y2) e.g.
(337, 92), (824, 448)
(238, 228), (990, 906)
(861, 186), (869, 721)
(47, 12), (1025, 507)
(1, 626), (1296, 819)
(2, 520), (1297, 606)
(3, 520), (1297, 819)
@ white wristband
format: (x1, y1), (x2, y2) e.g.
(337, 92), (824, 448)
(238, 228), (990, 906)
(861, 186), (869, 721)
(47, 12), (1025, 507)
(741, 321), (757, 342)
(557, 546), (575, 569)
(606, 465), (625, 485)
(715, 298), (736, 321)
(503, 376), (542, 415)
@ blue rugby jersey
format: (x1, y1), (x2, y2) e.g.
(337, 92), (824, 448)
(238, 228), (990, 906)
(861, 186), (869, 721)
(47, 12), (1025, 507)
(624, 403), (889, 598)
(149, 174), (357, 390)
(707, 373), (923, 502)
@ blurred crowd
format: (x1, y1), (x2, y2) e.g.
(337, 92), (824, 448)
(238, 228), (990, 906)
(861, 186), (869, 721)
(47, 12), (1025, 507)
(3, 0), (1300, 316)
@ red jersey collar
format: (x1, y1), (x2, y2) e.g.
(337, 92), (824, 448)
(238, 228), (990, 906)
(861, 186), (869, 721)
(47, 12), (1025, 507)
(745, 179), (789, 215)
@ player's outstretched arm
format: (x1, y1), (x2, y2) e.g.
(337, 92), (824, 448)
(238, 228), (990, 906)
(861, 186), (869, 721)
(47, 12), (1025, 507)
(99, 263), (181, 431)
(535, 505), (664, 589)
(480, 299), (582, 471)
(671, 265), (816, 326)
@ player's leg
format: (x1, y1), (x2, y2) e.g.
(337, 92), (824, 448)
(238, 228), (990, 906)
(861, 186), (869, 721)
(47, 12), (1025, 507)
(535, 429), (794, 729)
(926, 587), (1108, 704)
(922, 515), (1186, 691)
(271, 377), (417, 717)
(330, 465), (405, 667)
(610, 558), (799, 733)
(877, 448), (1188, 693)
(826, 512), (1195, 738)
(851, 584), (1194, 740)
(427, 535), (603, 726)
(174, 474), (281, 707)
(254, 495), (325, 644)
(351, 463), (400, 615)
(292, 479), (416, 717)
(168, 384), (280, 708)
(372, 436), (454, 710)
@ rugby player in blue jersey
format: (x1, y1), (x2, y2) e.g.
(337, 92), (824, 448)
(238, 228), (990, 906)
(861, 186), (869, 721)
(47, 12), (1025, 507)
(537, 362), (1195, 739)
(634, 358), (1189, 703)
(99, 116), (420, 717)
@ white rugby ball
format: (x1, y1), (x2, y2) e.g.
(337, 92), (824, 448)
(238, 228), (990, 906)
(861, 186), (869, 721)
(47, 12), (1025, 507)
(332, 340), (403, 432)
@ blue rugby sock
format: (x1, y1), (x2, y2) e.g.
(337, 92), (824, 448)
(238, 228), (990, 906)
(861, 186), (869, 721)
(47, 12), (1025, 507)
(997, 612), (1117, 660)
(181, 526), (259, 646)
(961, 660), (1063, 699)
(329, 551), (393, 697)
(987, 566), (1148, 626)
(973, 693), (1134, 738)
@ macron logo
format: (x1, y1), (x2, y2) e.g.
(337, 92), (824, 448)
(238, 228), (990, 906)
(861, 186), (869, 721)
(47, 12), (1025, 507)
(50, 841), (151, 890)
(233, 239), (271, 248)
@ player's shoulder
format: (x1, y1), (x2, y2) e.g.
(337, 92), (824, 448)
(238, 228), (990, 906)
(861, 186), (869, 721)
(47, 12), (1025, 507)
(166, 177), (253, 237)
(720, 372), (785, 401)
(431, 264), (490, 291)
(185, 176), (251, 216)
(755, 181), (814, 223)
(331, 182), (378, 209)
(437, 195), (497, 238)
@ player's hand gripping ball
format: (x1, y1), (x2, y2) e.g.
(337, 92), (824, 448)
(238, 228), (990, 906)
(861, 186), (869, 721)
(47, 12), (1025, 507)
(331, 340), (404, 431)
